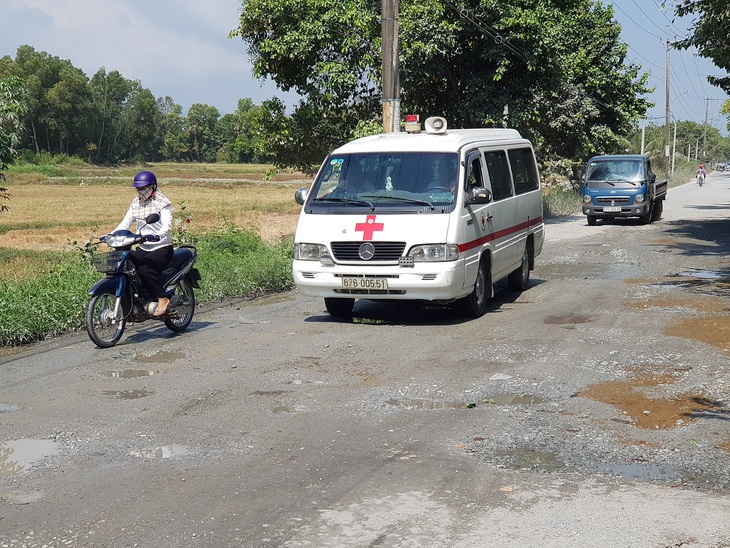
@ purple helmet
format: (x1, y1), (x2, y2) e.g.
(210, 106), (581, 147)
(133, 170), (157, 189)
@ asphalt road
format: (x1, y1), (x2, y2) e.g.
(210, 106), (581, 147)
(2, 171), (730, 547)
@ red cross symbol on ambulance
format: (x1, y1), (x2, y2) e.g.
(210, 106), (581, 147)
(481, 213), (487, 230)
(355, 215), (384, 241)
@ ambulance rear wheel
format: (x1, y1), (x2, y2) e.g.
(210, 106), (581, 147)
(508, 240), (532, 292)
(460, 257), (491, 318)
(325, 297), (355, 317)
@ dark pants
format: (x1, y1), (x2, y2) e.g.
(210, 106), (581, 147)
(130, 246), (173, 299)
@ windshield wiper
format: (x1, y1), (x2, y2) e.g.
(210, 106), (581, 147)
(314, 197), (375, 210)
(360, 194), (435, 210)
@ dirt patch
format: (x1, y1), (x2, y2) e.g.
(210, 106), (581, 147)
(581, 373), (724, 429)
(629, 293), (729, 314)
(664, 316), (730, 354)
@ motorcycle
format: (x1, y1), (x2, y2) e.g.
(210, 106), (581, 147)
(697, 172), (705, 186)
(86, 213), (201, 348)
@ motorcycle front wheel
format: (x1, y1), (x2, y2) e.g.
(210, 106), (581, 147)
(86, 292), (126, 348)
(164, 280), (195, 332)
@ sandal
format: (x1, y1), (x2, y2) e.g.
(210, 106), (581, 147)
(152, 298), (170, 317)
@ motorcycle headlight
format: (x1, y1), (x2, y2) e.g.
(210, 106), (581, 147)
(294, 243), (329, 261)
(635, 194), (645, 203)
(408, 244), (459, 262)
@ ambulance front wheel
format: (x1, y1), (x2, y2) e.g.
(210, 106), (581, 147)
(460, 257), (491, 318)
(325, 297), (355, 317)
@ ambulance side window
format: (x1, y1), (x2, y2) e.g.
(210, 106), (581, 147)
(508, 148), (540, 194)
(466, 155), (483, 189)
(484, 150), (512, 201)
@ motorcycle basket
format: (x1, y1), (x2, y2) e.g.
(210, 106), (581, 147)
(92, 251), (125, 274)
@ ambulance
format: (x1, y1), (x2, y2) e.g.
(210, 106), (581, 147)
(292, 117), (544, 318)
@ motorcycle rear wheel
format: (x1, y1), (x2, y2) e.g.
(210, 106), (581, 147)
(86, 292), (126, 348)
(164, 280), (195, 332)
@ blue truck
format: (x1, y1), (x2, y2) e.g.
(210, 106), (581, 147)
(579, 155), (667, 226)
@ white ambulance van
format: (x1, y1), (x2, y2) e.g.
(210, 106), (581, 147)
(292, 117), (544, 318)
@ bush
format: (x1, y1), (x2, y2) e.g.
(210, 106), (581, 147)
(0, 227), (295, 347)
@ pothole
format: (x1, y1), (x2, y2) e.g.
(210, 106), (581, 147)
(133, 350), (186, 364)
(0, 439), (62, 477)
(580, 373), (726, 429)
(102, 389), (153, 400)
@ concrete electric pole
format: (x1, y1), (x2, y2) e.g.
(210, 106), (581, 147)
(381, 0), (400, 133)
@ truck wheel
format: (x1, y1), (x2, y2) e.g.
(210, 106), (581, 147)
(508, 240), (532, 291)
(324, 297), (355, 317)
(459, 257), (491, 318)
(587, 215), (597, 226)
(650, 199), (663, 222)
(639, 203), (653, 224)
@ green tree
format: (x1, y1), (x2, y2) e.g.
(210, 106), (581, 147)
(158, 97), (188, 161)
(216, 98), (266, 163)
(88, 68), (135, 163)
(0, 76), (29, 212)
(673, 0), (730, 93)
(232, 0), (651, 170)
(185, 103), (220, 162)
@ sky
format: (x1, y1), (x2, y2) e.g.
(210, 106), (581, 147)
(0, 0), (728, 132)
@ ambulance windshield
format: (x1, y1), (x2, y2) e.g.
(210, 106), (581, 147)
(309, 152), (459, 210)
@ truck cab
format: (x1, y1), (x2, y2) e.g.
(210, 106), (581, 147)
(580, 155), (667, 226)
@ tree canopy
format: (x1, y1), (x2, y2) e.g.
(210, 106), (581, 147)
(0, 46), (267, 165)
(673, 0), (730, 93)
(0, 75), (28, 211)
(232, 0), (652, 168)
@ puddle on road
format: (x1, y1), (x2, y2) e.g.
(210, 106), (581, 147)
(133, 350), (186, 364)
(388, 399), (470, 410)
(494, 448), (564, 473)
(387, 394), (542, 410)
(594, 462), (679, 481)
(0, 439), (61, 477)
(102, 389), (153, 400)
(0, 403), (20, 413)
(581, 373), (725, 429)
(129, 445), (191, 459)
(272, 405), (296, 414)
(544, 313), (596, 325)
(103, 369), (159, 379)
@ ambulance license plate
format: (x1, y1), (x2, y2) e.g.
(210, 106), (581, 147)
(341, 277), (388, 290)
(603, 206), (622, 212)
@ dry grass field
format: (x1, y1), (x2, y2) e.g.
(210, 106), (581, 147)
(0, 163), (309, 253)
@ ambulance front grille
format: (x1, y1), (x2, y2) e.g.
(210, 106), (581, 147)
(331, 241), (406, 262)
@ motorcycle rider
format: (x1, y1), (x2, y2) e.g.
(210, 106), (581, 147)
(109, 171), (173, 316)
(697, 164), (707, 179)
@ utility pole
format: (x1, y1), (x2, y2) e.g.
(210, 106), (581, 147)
(664, 39), (671, 171)
(672, 121), (677, 174)
(381, 0), (400, 133)
(703, 97), (709, 160)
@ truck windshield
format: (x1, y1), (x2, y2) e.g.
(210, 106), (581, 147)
(308, 152), (459, 209)
(586, 160), (645, 183)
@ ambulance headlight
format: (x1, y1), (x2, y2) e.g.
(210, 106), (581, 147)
(294, 243), (329, 261)
(635, 194), (645, 203)
(409, 244), (459, 262)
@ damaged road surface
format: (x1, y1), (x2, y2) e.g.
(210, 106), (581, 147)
(2, 172), (730, 547)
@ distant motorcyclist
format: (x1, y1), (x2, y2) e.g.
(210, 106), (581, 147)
(697, 164), (707, 177)
(109, 171), (173, 316)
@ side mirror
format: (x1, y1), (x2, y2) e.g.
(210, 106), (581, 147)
(145, 213), (160, 224)
(295, 188), (309, 205)
(572, 168), (584, 181)
(465, 186), (492, 205)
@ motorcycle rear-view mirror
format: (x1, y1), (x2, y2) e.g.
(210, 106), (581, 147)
(145, 213), (160, 224)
